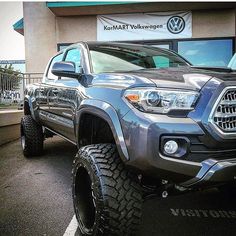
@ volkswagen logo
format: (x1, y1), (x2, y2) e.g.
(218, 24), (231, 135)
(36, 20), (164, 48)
(167, 16), (185, 34)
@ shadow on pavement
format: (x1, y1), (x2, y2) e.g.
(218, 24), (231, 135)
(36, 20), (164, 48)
(1, 137), (236, 236)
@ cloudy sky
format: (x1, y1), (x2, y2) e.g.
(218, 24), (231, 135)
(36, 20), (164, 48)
(0, 2), (24, 60)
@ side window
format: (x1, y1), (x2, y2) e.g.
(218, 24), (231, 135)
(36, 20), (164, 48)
(64, 48), (81, 73)
(153, 55), (170, 68)
(47, 53), (64, 80)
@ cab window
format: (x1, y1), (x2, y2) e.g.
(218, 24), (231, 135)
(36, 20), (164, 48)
(47, 53), (63, 80)
(64, 48), (81, 73)
(153, 56), (170, 68)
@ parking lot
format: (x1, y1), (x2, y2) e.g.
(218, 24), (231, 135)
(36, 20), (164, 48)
(1, 137), (236, 236)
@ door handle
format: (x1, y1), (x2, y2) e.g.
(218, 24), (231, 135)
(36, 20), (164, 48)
(38, 88), (44, 93)
(52, 89), (59, 95)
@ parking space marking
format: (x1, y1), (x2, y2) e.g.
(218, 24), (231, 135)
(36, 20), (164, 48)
(63, 215), (78, 236)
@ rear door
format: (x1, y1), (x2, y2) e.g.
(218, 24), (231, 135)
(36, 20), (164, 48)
(36, 53), (64, 129)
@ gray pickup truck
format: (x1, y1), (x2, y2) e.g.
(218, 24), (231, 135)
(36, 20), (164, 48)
(21, 42), (236, 235)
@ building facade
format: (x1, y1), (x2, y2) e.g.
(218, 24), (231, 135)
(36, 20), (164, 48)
(15, 2), (236, 72)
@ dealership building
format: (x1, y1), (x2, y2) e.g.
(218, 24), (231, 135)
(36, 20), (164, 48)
(14, 2), (236, 73)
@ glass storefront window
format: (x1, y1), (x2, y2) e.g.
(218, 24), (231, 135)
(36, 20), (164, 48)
(178, 39), (233, 67)
(151, 44), (170, 50)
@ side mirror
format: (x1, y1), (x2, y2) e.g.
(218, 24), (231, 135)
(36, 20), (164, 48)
(51, 61), (81, 79)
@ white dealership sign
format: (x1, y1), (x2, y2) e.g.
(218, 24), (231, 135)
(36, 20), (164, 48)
(97, 11), (192, 41)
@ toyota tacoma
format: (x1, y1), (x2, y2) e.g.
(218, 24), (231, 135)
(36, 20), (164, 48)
(21, 42), (236, 235)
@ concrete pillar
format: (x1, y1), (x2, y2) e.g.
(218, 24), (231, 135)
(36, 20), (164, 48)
(23, 2), (57, 73)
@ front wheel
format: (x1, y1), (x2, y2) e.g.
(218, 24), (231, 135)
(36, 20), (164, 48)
(72, 144), (143, 235)
(20, 115), (44, 157)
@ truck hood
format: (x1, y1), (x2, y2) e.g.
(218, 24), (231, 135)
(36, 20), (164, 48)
(123, 67), (236, 91)
(92, 66), (236, 91)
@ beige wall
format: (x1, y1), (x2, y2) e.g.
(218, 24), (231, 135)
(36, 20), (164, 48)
(23, 2), (236, 72)
(56, 16), (96, 44)
(193, 9), (236, 38)
(55, 9), (236, 44)
(23, 2), (57, 73)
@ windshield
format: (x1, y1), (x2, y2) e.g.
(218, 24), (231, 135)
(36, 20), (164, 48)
(228, 53), (236, 70)
(88, 44), (189, 74)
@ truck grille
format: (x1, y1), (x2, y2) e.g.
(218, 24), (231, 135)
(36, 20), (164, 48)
(213, 88), (236, 132)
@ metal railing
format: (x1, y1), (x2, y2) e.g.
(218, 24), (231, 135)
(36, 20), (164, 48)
(22, 72), (44, 91)
(0, 68), (43, 105)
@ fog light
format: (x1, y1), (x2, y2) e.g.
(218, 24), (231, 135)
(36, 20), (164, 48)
(164, 140), (178, 154)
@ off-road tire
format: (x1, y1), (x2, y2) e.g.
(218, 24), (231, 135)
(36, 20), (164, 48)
(72, 144), (142, 235)
(20, 115), (44, 157)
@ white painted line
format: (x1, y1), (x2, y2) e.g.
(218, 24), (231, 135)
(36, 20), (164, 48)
(63, 215), (78, 236)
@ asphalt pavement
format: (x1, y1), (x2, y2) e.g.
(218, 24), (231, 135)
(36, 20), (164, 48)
(1, 137), (236, 236)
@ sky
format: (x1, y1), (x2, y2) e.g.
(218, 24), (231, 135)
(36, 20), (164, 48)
(0, 2), (24, 60)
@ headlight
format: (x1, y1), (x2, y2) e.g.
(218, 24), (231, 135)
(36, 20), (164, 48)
(124, 88), (199, 114)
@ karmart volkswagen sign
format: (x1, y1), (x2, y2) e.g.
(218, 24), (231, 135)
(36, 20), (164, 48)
(97, 11), (192, 41)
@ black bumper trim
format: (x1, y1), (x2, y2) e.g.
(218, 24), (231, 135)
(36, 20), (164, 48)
(180, 158), (236, 188)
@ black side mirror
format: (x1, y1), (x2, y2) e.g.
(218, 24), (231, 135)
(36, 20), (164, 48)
(51, 61), (81, 79)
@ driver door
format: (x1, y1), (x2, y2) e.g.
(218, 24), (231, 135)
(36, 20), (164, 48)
(49, 47), (82, 142)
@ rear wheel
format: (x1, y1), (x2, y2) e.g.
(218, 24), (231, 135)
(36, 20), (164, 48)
(20, 115), (44, 157)
(72, 144), (143, 235)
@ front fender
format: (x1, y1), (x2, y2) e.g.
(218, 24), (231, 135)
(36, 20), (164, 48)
(76, 99), (129, 162)
(24, 94), (36, 120)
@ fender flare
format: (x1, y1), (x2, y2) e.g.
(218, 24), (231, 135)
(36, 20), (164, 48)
(76, 99), (129, 162)
(24, 95), (36, 120)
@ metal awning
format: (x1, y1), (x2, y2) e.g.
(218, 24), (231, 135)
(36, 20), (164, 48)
(13, 18), (24, 35)
(46, 1), (143, 16)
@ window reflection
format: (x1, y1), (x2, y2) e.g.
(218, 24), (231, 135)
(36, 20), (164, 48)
(178, 39), (233, 67)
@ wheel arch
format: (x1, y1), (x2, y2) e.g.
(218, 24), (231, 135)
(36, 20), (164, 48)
(76, 100), (129, 162)
(24, 100), (31, 115)
(24, 95), (36, 119)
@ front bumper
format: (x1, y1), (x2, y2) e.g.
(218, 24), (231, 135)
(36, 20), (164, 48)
(121, 107), (236, 187)
(181, 158), (236, 188)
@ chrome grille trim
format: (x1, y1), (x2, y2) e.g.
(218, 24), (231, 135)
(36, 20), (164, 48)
(208, 86), (236, 139)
